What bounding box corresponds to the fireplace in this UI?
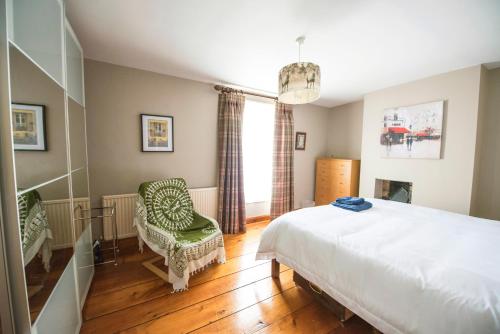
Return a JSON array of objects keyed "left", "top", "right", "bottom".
[{"left": 374, "top": 179, "right": 412, "bottom": 203}]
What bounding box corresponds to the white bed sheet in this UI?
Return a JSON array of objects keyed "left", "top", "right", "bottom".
[{"left": 256, "top": 199, "right": 500, "bottom": 334}]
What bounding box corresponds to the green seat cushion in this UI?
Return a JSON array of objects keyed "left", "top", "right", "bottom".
[{"left": 173, "top": 212, "right": 219, "bottom": 246}]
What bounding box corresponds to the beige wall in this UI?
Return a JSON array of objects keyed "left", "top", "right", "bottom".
[
  {"left": 84, "top": 59, "right": 329, "bottom": 210},
  {"left": 327, "top": 100, "right": 363, "bottom": 159},
  {"left": 294, "top": 103, "right": 329, "bottom": 208},
  {"left": 88, "top": 59, "right": 499, "bottom": 219},
  {"left": 471, "top": 67, "right": 500, "bottom": 220},
  {"left": 360, "top": 65, "right": 482, "bottom": 214},
  {"left": 85, "top": 59, "right": 218, "bottom": 206}
]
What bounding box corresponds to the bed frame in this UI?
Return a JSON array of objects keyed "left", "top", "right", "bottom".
[
  {"left": 272, "top": 259, "right": 382, "bottom": 333},
  {"left": 271, "top": 259, "right": 353, "bottom": 321}
]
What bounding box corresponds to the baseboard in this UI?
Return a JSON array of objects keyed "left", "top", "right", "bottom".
[
  {"left": 118, "top": 232, "right": 138, "bottom": 240},
  {"left": 246, "top": 215, "right": 270, "bottom": 224},
  {"left": 101, "top": 231, "right": 137, "bottom": 241}
]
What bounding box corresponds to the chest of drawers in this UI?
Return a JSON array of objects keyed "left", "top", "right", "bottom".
[{"left": 315, "top": 158, "right": 361, "bottom": 206}]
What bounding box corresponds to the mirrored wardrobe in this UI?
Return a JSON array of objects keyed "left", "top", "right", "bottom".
[{"left": 0, "top": 0, "right": 94, "bottom": 332}]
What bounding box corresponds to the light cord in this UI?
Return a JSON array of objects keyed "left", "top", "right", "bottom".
[{"left": 296, "top": 36, "right": 305, "bottom": 64}]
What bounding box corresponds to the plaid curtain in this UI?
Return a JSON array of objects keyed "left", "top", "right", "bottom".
[
  {"left": 217, "top": 93, "right": 246, "bottom": 234},
  {"left": 271, "top": 102, "right": 294, "bottom": 220}
]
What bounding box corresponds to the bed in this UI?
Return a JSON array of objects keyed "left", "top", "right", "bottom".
[
  {"left": 256, "top": 198, "right": 500, "bottom": 334},
  {"left": 17, "top": 189, "right": 52, "bottom": 271}
]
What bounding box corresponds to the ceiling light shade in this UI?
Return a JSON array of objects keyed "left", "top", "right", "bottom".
[{"left": 278, "top": 36, "right": 321, "bottom": 105}]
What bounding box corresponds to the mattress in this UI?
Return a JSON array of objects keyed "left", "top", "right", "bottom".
[{"left": 256, "top": 199, "right": 500, "bottom": 334}]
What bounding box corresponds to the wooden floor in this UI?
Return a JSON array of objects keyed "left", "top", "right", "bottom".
[{"left": 81, "top": 220, "right": 373, "bottom": 334}]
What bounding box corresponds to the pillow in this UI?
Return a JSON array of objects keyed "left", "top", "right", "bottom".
[{"left": 142, "top": 178, "right": 194, "bottom": 231}]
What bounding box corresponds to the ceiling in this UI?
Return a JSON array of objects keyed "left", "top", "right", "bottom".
[{"left": 66, "top": 0, "right": 500, "bottom": 107}]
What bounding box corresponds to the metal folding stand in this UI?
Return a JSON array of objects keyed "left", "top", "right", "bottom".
[{"left": 75, "top": 203, "right": 119, "bottom": 266}]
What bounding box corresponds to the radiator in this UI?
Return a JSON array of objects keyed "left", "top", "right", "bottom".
[
  {"left": 73, "top": 197, "right": 91, "bottom": 240},
  {"left": 101, "top": 187, "right": 218, "bottom": 240},
  {"left": 188, "top": 187, "right": 218, "bottom": 219},
  {"left": 43, "top": 197, "right": 90, "bottom": 249}
]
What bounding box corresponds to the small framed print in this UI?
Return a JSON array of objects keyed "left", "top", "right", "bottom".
[
  {"left": 295, "top": 132, "right": 306, "bottom": 150},
  {"left": 12, "top": 103, "right": 47, "bottom": 151},
  {"left": 141, "top": 114, "right": 174, "bottom": 152}
]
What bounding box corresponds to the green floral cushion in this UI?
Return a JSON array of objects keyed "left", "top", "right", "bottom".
[{"left": 138, "top": 178, "right": 194, "bottom": 231}]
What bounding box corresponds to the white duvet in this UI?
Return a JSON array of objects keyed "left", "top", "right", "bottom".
[{"left": 256, "top": 199, "right": 500, "bottom": 334}]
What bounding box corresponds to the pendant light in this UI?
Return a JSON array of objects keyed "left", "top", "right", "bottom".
[{"left": 278, "top": 36, "right": 321, "bottom": 104}]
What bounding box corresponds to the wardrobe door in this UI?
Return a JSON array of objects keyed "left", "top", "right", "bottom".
[
  {"left": 28, "top": 178, "right": 80, "bottom": 333},
  {"left": 3, "top": 1, "right": 90, "bottom": 332},
  {"left": 9, "top": 0, "right": 64, "bottom": 86},
  {"left": 9, "top": 44, "right": 78, "bottom": 328},
  {"left": 0, "top": 200, "right": 14, "bottom": 334},
  {"left": 0, "top": 18, "right": 13, "bottom": 325},
  {"left": 65, "top": 25, "right": 84, "bottom": 106},
  {"left": 69, "top": 101, "right": 93, "bottom": 306},
  {"left": 66, "top": 23, "right": 94, "bottom": 308},
  {"left": 72, "top": 167, "right": 92, "bottom": 306}
]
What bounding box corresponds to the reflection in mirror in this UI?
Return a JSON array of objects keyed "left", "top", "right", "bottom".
[
  {"left": 71, "top": 167, "right": 94, "bottom": 302},
  {"left": 68, "top": 97, "right": 86, "bottom": 170},
  {"left": 9, "top": 44, "right": 67, "bottom": 190},
  {"left": 69, "top": 96, "right": 89, "bottom": 242},
  {"left": 72, "top": 167, "right": 90, "bottom": 241},
  {"left": 72, "top": 168, "right": 89, "bottom": 200},
  {"left": 19, "top": 177, "right": 72, "bottom": 323}
]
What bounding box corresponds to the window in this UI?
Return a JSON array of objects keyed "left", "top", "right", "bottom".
[
  {"left": 242, "top": 99, "right": 275, "bottom": 203},
  {"left": 16, "top": 113, "right": 26, "bottom": 128}
]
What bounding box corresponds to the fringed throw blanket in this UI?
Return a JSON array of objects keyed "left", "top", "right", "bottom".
[
  {"left": 17, "top": 190, "right": 53, "bottom": 271},
  {"left": 134, "top": 178, "right": 225, "bottom": 291}
]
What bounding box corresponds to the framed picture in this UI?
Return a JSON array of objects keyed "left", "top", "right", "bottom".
[
  {"left": 141, "top": 114, "right": 174, "bottom": 152},
  {"left": 295, "top": 132, "right": 306, "bottom": 150},
  {"left": 12, "top": 103, "right": 47, "bottom": 151},
  {"left": 380, "top": 100, "right": 444, "bottom": 159}
]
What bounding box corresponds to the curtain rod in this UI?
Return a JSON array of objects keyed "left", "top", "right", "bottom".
[{"left": 214, "top": 85, "right": 278, "bottom": 101}]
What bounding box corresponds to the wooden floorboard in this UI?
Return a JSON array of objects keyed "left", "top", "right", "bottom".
[
  {"left": 84, "top": 256, "right": 285, "bottom": 320},
  {"left": 254, "top": 302, "right": 342, "bottom": 334},
  {"left": 81, "top": 220, "right": 373, "bottom": 334},
  {"left": 120, "top": 271, "right": 297, "bottom": 334},
  {"left": 188, "top": 286, "right": 313, "bottom": 334}
]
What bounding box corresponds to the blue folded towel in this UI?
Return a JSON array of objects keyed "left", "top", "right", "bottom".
[
  {"left": 336, "top": 196, "right": 365, "bottom": 205},
  {"left": 332, "top": 201, "right": 373, "bottom": 212}
]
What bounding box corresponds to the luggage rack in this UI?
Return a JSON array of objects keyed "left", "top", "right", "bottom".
[{"left": 74, "top": 203, "right": 119, "bottom": 266}]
